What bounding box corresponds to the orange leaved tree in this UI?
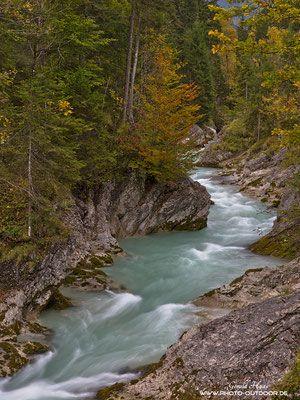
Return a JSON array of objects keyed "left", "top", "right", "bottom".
[{"left": 122, "top": 40, "right": 203, "bottom": 182}]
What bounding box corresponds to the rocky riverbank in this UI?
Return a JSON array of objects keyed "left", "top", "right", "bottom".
[
  {"left": 103, "top": 292, "right": 299, "bottom": 400},
  {"left": 193, "top": 256, "right": 300, "bottom": 310},
  {"left": 95, "top": 133, "right": 300, "bottom": 400},
  {"left": 0, "top": 173, "right": 211, "bottom": 377},
  {"left": 98, "top": 261, "right": 300, "bottom": 400},
  {"left": 198, "top": 133, "right": 300, "bottom": 259}
]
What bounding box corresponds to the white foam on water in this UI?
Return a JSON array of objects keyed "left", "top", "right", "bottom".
[
  {"left": 0, "top": 167, "right": 282, "bottom": 400},
  {"left": 99, "top": 292, "right": 142, "bottom": 319},
  {"left": 0, "top": 383, "right": 80, "bottom": 400},
  {"left": 227, "top": 216, "right": 258, "bottom": 227},
  {"left": 179, "top": 257, "right": 195, "bottom": 268},
  {"left": 132, "top": 302, "right": 199, "bottom": 346},
  {"left": 49, "top": 349, "right": 82, "bottom": 382},
  {"left": 189, "top": 243, "right": 245, "bottom": 260},
  {"left": 0, "top": 372, "right": 137, "bottom": 400},
  {"left": 190, "top": 247, "right": 210, "bottom": 260}
]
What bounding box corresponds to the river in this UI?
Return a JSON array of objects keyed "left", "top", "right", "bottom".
[{"left": 0, "top": 167, "right": 282, "bottom": 400}]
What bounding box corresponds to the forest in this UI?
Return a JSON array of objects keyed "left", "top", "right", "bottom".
[
  {"left": 0, "top": 0, "right": 299, "bottom": 253},
  {"left": 0, "top": 1, "right": 299, "bottom": 398}
]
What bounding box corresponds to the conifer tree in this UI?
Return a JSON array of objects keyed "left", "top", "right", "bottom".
[
  {"left": 182, "top": 20, "right": 214, "bottom": 122},
  {"left": 0, "top": 0, "right": 115, "bottom": 240},
  {"left": 173, "top": 0, "right": 219, "bottom": 123}
]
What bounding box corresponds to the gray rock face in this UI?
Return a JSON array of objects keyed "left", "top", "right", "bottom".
[
  {"left": 0, "top": 241, "right": 76, "bottom": 326},
  {"left": 184, "top": 125, "right": 217, "bottom": 148},
  {"left": 0, "top": 173, "right": 211, "bottom": 325},
  {"left": 193, "top": 257, "right": 300, "bottom": 309},
  {"left": 0, "top": 173, "right": 210, "bottom": 377},
  {"left": 111, "top": 292, "right": 300, "bottom": 400},
  {"left": 202, "top": 146, "right": 299, "bottom": 209},
  {"left": 197, "top": 130, "right": 234, "bottom": 167},
  {"left": 68, "top": 173, "right": 211, "bottom": 258}
]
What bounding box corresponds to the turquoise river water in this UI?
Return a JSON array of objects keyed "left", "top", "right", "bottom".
[{"left": 0, "top": 167, "right": 282, "bottom": 400}]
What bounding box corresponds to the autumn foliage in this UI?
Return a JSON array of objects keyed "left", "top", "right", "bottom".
[
  {"left": 208, "top": 0, "right": 300, "bottom": 145},
  {"left": 122, "top": 42, "right": 203, "bottom": 182}
]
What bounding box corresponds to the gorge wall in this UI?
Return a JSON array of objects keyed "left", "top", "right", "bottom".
[
  {"left": 95, "top": 130, "right": 300, "bottom": 400},
  {"left": 0, "top": 173, "right": 211, "bottom": 376}
]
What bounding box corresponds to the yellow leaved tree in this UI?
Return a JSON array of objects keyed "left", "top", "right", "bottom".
[
  {"left": 122, "top": 38, "right": 203, "bottom": 182},
  {"left": 208, "top": 0, "right": 300, "bottom": 146}
]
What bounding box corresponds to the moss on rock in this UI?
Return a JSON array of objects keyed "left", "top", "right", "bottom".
[
  {"left": 202, "top": 288, "right": 217, "bottom": 297},
  {"left": 0, "top": 321, "right": 22, "bottom": 337},
  {"left": 64, "top": 253, "right": 115, "bottom": 288},
  {"left": 175, "top": 357, "right": 185, "bottom": 367},
  {"left": 0, "top": 341, "right": 29, "bottom": 375},
  {"left": 96, "top": 382, "right": 125, "bottom": 399},
  {"left": 246, "top": 177, "right": 263, "bottom": 187},
  {"left": 90, "top": 254, "right": 114, "bottom": 267},
  {"left": 46, "top": 290, "right": 73, "bottom": 310},
  {"left": 64, "top": 257, "right": 111, "bottom": 289},
  {"left": 23, "top": 341, "right": 49, "bottom": 355},
  {"left": 139, "top": 360, "right": 164, "bottom": 379},
  {"left": 0, "top": 318, "right": 51, "bottom": 378},
  {"left": 162, "top": 217, "right": 207, "bottom": 232},
  {"left": 272, "top": 350, "right": 300, "bottom": 399},
  {"left": 249, "top": 234, "right": 298, "bottom": 258},
  {"left": 177, "top": 217, "right": 207, "bottom": 231},
  {"left": 64, "top": 275, "right": 77, "bottom": 285},
  {"left": 229, "top": 268, "right": 264, "bottom": 285},
  {"left": 70, "top": 267, "right": 107, "bottom": 278},
  {"left": 77, "top": 254, "right": 113, "bottom": 270}
]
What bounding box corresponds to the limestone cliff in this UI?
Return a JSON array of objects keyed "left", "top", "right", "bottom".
[{"left": 0, "top": 173, "right": 211, "bottom": 376}]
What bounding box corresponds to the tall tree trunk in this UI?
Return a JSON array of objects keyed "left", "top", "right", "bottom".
[
  {"left": 28, "top": 132, "right": 32, "bottom": 238},
  {"left": 122, "top": 2, "right": 136, "bottom": 124},
  {"left": 139, "top": 26, "right": 148, "bottom": 110},
  {"left": 245, "top": 82, "right": 248, "bottom": 112},
  {"left": 257, "top": 107, "right": 261, "bottom": 141},
  {"left": 257, "top": 63, "right": 263, "bottom": 142},
  {"left": 27, "top": 66, "right": 36, "bottom": 238},
  {"left": 102, "top": 77, "right": 111, "bottom": 112},
  {"left": 128, "top": 6, "right": 142, "bottom": 125}
]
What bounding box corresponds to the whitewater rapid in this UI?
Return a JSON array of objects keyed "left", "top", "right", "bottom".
[{"left": 0, "top": 167, "right": 282, "bottom": 400}]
